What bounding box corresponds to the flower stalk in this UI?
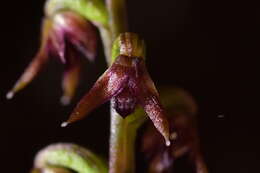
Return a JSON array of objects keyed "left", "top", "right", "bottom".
[
  {"left": 106, "top": 0, "right": 128, "bottom": 40},
  {"left": 109, "top": 107, "right": 147, "bottom": 173}
]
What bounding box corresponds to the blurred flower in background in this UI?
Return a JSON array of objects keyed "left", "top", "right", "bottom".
[
  {"left": 142, "top": 87, "right": 208, "bottom": 173},
  {"left": 7, "top": 11, "right": 97, "bottom": 105}
]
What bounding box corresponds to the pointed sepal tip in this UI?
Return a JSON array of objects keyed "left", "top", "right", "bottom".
[
  {"left": 61, "top": 122, "right": 69, "bottom": 127},
  {"left": 6, "top": 91, "right": 14, "bottom": 100},
  {"left": 165, "top": 140, "right": 171, "bottom": 147}
]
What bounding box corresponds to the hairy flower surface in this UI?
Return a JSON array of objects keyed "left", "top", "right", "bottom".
[
  {"left": 62, "top": 33, "right": 170, "bottom": 145},
  {"left": 7, "top": 11, "right": 97, "bottom": 104}
]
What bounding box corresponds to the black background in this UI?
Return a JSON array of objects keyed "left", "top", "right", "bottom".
[{"left": 1, "top": 0, "right": 258, "bottom": 172}]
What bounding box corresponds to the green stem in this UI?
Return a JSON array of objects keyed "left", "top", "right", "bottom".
[
  {"left": 106, "top": 0, "right": 128, "bottom": 39},
  {"left": 109, "top": 106, "right": 147, "bottom": 173},
  {"left": 99, "top": 27, "right": 113, "bottom": 64},
  {"left": 109, "top": 111, "right": 135, "bottom": 173}
]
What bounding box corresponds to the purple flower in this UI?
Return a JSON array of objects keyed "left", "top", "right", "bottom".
[
  {"left": 7, "top": 11, "right": 97, "bottom": 105},
  {"left": 62, "top": 52, "right": 170, "bottom": 145}
]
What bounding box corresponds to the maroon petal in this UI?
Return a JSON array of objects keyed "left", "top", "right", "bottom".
[
  {"left": 138, "top": 60, "right": 159, "bottom": 97},
  {"left": 6, "top": 51, "right": 48, "bottom": 99},
  {"left": 52, "top": 12, "right": 97, "bottom": 62},
  {"left": 60, "top": 49, "right": 81, "bottom": 105},
  {"left": 136, "top": 64, "right": 170, "bottom": 146},
  {"left": 50, "top": 29, "right": 66, "bottom": 64},
  {"left": 6, "top": 18, "right": 53, "bottom": 99},
  {"left": 139, "top": 94, "right": 170, "bottom": 146},
  {"left": 62, "top": 64, "right": 130, "bottom": 126},
  {"left": 67, "top": 21, "right": 97, "bottom": 62}
]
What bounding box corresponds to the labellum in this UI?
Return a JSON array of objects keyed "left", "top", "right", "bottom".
[{"left": 112, "top": 86, "right": 138, "bottom": 118}]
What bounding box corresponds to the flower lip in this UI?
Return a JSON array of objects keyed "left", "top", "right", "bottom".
[{"left": 112, "top": 87, "right": 138, "bottom": 118}]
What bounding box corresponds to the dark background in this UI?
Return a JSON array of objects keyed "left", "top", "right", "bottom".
[{"left": 1, "top": 0, "right": 258, "bottom": 172}]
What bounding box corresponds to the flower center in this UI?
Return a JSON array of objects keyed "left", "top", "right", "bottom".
[{"left": 113, "top": 86, "right": 137, "bottom": 118}]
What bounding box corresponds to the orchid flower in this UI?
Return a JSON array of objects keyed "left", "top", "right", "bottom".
[
  {"left": 7, "top": 11, "right": 97, "bottom": 105},
  {"left": 62, "top": 33, "right": 171, "bottom": 146}
]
